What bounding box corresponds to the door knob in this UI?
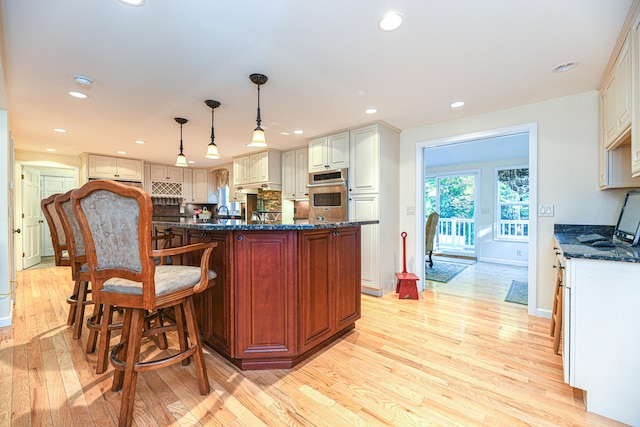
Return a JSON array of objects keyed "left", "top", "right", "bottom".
[{"left": 13, "top": 228, "right": 21, "bottom": 234}]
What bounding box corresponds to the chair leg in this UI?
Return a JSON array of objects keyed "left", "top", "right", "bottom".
[
  {"left": 174, "top": 304, "right": 189, "bottom": 366},
  {"left": 72, "top": 280, "right": 89, "bottom": 339},
  {"left": 155, "top": 309, "right": 168, "bottom": 350},
  {"left": 112, "top": 308, "right": 133, "bottom": 392},
  {"left": 96, "top": 304, "right": 115, "bottom": 374},
  {"left": 67, "top": 279, "right": 82, "bottom": 326},
  {"left": 182, "top": 297, "right": 210, "bottom": 395},
  {"left": 117, "top": 308, "right": 145, "bottom": 427},
  {"left": 86, "top": 303, "right": 103, "bottom": 354}
]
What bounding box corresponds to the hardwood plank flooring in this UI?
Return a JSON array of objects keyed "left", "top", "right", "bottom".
[{"left": 0, "top": 264, "right": 627, "bottom": 426}]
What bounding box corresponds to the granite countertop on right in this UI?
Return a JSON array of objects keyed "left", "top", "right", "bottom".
[{"left": 554, "top": 224, "right": 640, "bottom": 263}]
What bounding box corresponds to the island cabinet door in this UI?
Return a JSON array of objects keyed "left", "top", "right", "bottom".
[
  {"left": 234, "top": 231, "right": 296, "bottom": 359},
  {"left": 185, "top": 230, "right": 233, "bottom": 357},
  {"left": 298, "top": 227, "right": 361, "bottom": 353},
  {"left": 298, "top": 230, "right": 334, "bottom": 352},
  {"left": 333, "top": 227, "right": 361, "bottom": 330}
]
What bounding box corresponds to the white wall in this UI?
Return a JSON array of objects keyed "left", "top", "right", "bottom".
[
  {"left": 0, "top": 110, "right": 10, "bottom": 327},
  {"left": 399, "top": 91, "right": 630, "bottom": 314}
]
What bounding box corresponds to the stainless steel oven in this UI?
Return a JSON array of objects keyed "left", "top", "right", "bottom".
[{"left": 307, "top": 168, "right": 348, "bottom": 223}]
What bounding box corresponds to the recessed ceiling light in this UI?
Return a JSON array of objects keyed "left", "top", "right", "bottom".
[
  {"left": 365, "top": 107, "right": 378, "bottom": 114},
  {"left": 293, "top": 130, "right": 304, "bottom": 135},
  {"left": 53, "top": 128, "right": 67, "bottom": 133},
  {"left": 46, "top": 148, "right": 56, "bottom": 152},
  {"left": 378, "top": 11, "right": 404, "bottom": 31},
  {"left": 280, "top": 132, "right": 290, "bottom": 136},
  {"left": 553, "top": 62, "right": 578, "bottom": 73},
  {"left": 69, "top": 91, "right": 88, "bottom": 99},
  {"left": 118, "top": 0, "right": 144, "bottom": 6},
  {"left": 134, "top": 140, "right": 145, "bottom": 144},
  {"left": 188, "top": 160, "right": 195, "bottom": 164},
  {"left": 450, "top": 101, "right": 465, "bottom": 108},
  {"left": 117, "top": 151, "right": 126, "bottom": 154}
]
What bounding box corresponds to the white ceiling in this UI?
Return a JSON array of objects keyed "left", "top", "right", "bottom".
[
  {"left": 425, "top": 133, "right": 529, "bottom": 168},
  {"left": 0, "top": 0, "right": 633, "bottom": 168}
]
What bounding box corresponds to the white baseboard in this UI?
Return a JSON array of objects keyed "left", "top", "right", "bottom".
[
  {"left": 478, "top": 256, "right": 528, "bottom": 267},
  {"left": 0, "top": 308, "right": 12, "bottom": 327},
  {"left": 536, "top": 308, "right": 552, "bottom": 319}
]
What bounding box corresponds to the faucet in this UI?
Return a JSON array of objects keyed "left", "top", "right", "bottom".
[{"left": 217, "top": 206, "right": 228, "bottom": 217}]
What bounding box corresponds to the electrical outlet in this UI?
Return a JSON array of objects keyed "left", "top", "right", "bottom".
[{"left": 406, "top": 206, "right": 415, "bottom": 215}]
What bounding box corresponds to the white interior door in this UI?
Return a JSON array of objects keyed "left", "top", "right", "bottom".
[
  {"left": 41, "top": 175, "right": 74, "bottom": 256},
  {"left": 22, "top": 166, "right": 42, "bottom": 269}
]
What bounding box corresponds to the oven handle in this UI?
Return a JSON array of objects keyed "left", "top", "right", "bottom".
[{"left": 307, "top": 181, "right": 347, "bottom": 188}]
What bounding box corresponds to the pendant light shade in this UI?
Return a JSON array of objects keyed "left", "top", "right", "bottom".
[
  {"left": 174, "top": 117, "right": 188, "bottom": 167},
  {"left": 205, "top": 99, "right": 221, "bottom": 159},
  {"left": 247, "top": 73, "right": 268, "bottom": 148}
]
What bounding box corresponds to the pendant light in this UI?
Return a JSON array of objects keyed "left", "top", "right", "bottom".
[
  {"left": 247, "top": 73, "right": 268, "bottom": 148},
  {"left": 204, "top": 99, "right": 221, "bottom": 159},
  {"left": 174, "top": 117, "right": 188, "bottom": 167}
]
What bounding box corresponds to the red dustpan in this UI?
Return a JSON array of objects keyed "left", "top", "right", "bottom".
[{"left": 395, "top": 232, "right": 419, "bottom": 299}]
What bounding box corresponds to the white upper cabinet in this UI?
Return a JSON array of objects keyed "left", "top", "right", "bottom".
[
  {"left": 282, "top": 147, "right": 309, "bottom": 200},
  {"left": 604, "top": 33, "right": 631, "bottom": 150},
  {"left": 632, "top": 14, "right": 640, "bottom": 177},
  {"left": 232, "top": 149, "right": 281, "bottom": 189},
  {"left": 149, "top": 164, "right": 184, "bottom": 183},
  {"left": 85, "top": 154, "right": 143, "bottom": 182},
  {"left": 349, "top": 124, "right": 380, "bottom": 194},
  {"left": 192, "top": 169, "right": 209, "bottom": 203},
  {"left": 308, "top": 131, "right": 349, "bottom": 172},
  {"left": 183, "top": 168, "right": 209, "bottom": 203}
]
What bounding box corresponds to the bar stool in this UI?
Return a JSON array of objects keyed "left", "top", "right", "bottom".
[
  {"left": 41, "top": 194, "right": 71, "bottom": 267},
  {"left": 550, "top": 262, "right": 564, "bottom": 354},
  {"left": 71, "top": 180, "right": 217, "bottom": 427},
  {"left": 54, "top": 191, "right": 94, "bottom": 340}
]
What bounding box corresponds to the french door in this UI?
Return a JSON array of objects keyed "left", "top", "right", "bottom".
[{"left": 425, "top": 172, "right": 478, "bottom": 256}]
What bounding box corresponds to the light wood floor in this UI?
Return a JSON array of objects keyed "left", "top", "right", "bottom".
[{"left": 0, "top": 264, "right": 627, "bottom": 426}]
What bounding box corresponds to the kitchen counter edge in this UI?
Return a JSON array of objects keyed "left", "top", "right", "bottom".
[
  {"left": 152, "top": 219, "right": 379, "bottom": 231},
  {"left": 554, "top": 224, "right": 640, "bottom": 263}
]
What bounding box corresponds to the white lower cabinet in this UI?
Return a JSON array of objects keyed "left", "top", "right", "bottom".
[
  {"left": 349, "top": 194, "right": 379, "bottom": 294},
  {"left": 561, "top": 254, "right": 640, "bottom": 426}
]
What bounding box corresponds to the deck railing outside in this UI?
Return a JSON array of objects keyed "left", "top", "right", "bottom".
[{"left": 436, "top": 217, "right": 528, "bottom": 251}]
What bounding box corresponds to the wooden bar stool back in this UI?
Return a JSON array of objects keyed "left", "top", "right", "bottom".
[
  {"left": 41, "top": 193, "right": 71, "bottom": 267},
  {"left": 54, "top": 191, "right": 95, "bottom": 340},
  {"left": 71, "top": 180, "right": 217, "bottom": 427}
]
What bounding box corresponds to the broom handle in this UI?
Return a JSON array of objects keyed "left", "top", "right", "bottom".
[{"left": 401, "top": 232, "right": 408, "bottom": 273}]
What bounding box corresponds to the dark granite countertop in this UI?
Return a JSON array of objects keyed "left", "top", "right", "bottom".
[
  {"left": 152, "top": 218, "right": 378, "bottom": 231},
  {"left": 554, "top": 224, "right": 640, "bottom": 263}
]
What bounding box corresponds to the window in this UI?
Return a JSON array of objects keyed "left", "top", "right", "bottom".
[{"left": 496, "top": 166, "right": 529, "bottom": 240}]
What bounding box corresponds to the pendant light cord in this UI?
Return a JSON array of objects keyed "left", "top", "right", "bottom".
[{"left": 255, "top": 84, "right": 262, "bottom": 127}]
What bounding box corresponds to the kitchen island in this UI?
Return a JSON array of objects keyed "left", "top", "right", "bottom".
[{"left": 152, "top": 218, "right": 376, "bottom": 370}]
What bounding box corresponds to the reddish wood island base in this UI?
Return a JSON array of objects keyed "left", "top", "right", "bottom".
[{"left": 155, "top": 223, "right": 362, "bottom": 370}]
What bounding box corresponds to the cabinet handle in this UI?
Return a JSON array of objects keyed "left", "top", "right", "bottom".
[
  {"left": 237, "top": 235, "right": 243, "bottom": 241},
  {"left": 333, "top": 230, "right": 340, "bottom": 236}
]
